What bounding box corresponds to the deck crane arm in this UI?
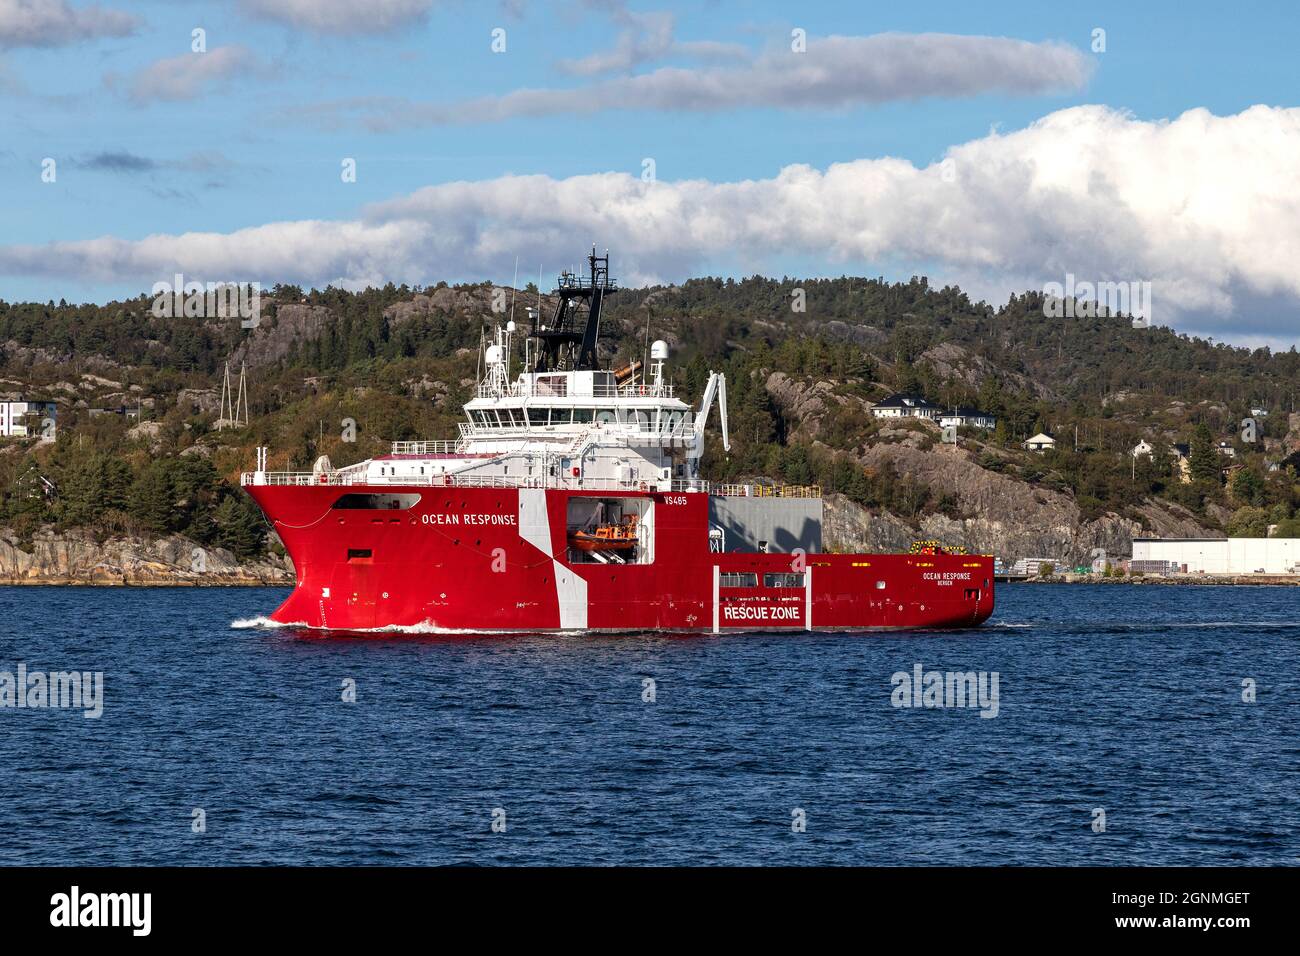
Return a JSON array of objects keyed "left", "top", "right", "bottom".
[{"left": 691, "top": 371, "right": 731, "bottom": 466}]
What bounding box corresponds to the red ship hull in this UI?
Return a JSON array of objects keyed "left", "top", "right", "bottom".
[{"left": 245, "top": 484, "right": 994, "bottom": 633}]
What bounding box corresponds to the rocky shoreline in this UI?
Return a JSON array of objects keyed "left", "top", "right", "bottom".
[
  {"left": 0, "top": 528, "right": 293, "bottom": 586},
  {"left": 1016, "top": 574, "right": 1300, "bottom": 586}
]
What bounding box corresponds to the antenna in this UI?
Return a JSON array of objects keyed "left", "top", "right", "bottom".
[
  {"left": 476, "top": 324, "right": 485, "bottom": 383},
  {"left": 642, "top": 302, "right": 653, "bottom": 387},
  {"left": 508, "top": 255, "right": 519, "bottom": 326}
]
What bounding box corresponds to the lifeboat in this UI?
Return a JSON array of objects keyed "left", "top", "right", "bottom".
[{"left": 569, "top": 514, "right": 639, "bottom": 552}]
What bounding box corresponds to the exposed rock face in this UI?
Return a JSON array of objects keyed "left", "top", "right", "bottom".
[
  {"left": 177, "top": 387, "right": 221, "bottom": 415},
  {"left": 919, "top": 342, "right": 1054, "bottom": 400},
  {"left": 0, "top": 528, "right": 293, "bottom": 585},
  {"left": 384, "top": 286, "right": 561, "bottom": 325},
  {"left": 126, "top": 420, "right": 166, "bottom": 451},
  {"left": 230, "top": 303, "right": 333, "bottom": 369},
  {"left": 764, "top": 372, "right": 871, "bottom": 442}
]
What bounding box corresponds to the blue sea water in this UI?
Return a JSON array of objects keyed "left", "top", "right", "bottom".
[{"left": 0, "top": 583, "right": 1296, "bottom": 866}]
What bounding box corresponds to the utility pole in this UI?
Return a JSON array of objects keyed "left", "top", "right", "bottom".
[{"left": 219, "top": 362, "right": 232, "bottom": 428}]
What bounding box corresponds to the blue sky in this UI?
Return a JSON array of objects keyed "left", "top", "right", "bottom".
[{"left": 1, "top": 0, "right": 1298, "bottom": 346}]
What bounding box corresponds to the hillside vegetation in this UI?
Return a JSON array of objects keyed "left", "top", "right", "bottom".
[{"left": 2, "top": 273, "right": 1298, "bottom": 564}]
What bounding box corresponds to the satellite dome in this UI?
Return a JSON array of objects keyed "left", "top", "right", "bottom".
[{"left": 650, "top": 339, "right": 669, "bottom": 360}]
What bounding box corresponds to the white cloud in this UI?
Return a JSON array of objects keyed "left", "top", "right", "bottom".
[
  {"left": 557, "top": 2, "right": 749, "bottom": 76},
  {"left": 306, "top": 32, "right": 1092, "bottom": 130},
  {"left": 239, "top": 0, "right": 435, "bottom": 35},
  {"left": 107, "top": 46, "right": 262, "bottom": 103},
  {"left": 0, "top": 0, "right": 136, "bottom": 48},
  {"left": 2, "top": 105, "right": 1298, "bottom": 344}
]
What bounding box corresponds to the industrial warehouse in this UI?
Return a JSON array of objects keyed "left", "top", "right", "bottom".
[{"left": 1132, "top": 538, "right": 1300, "bottom": 576}]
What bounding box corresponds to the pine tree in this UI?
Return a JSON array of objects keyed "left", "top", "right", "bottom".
[
  {"left": 1189, "top": 424, "right": 1221, "bottom": 484},
  {"left": 213, "top": 494, "right": 265, "bottom": 559}
]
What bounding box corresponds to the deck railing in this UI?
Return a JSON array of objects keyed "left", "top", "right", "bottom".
[
  {"left": 242, "top": 471, "right": 716, "bottom": 493},
  {"left": 475, "top": 382, "right": 675, "bottom": 400},
  {"left": 713, "top": 483, "right": 822, "bottom": 499},
  {"left": 241, "top": 470, "right": 820, "bottom": 499},
  {"left": 389, "top": 440, "right": 464, "bottom": 455}
]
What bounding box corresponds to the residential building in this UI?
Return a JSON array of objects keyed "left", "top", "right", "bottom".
[
  {"left": 1023, "top": 432, "right": 1056, "bottom": 452},
  {"left": 871, "top": 393, "right": 942, "bottom": 421},
  {"left": 939, "top": 406, "right": 997, "bottom": 430}
]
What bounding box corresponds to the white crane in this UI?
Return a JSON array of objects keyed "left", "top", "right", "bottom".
[{"left": 689, "top": 371, "right": 730, "bottom": 475}]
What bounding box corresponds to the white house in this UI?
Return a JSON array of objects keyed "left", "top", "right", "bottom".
[
  {"left": 939, "top": 407, "right": 997, "bottom": 430},
  {"left": 1131, "top": 439, "right": 1154, "bottom": 458},
  {"left": 1023, "top": 432, "right": 1056, "bottom": 453},
  {"left": 871, "top": 393, "right": 942, "bottom": 421}
]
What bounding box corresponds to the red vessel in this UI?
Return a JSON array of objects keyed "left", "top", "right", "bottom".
[{"left": 242, "top": 250, "right": 994, "bottom": 633}]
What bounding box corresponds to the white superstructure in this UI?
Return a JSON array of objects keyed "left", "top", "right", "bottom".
[{"left": 248, "top": 328, "right": 730, "bottom": 492}]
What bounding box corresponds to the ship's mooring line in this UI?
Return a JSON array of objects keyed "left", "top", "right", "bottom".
[{"left": 273, "top": 507, "right": 335, "bottom": 531}]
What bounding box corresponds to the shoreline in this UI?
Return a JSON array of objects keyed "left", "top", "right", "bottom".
[{"left": 1013, "top": 574, "right": 1300, "bottom": 586}]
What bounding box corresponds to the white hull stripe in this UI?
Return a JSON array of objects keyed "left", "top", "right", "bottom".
[
  {"left": 518, "top": 488, "right": 588, "bottom": 630},
  {"left": 805, "top": 566, "right": 813, "bottom": 631},
  {"left": 712, "top": 565, "right": 720, "bottom": 634}
]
